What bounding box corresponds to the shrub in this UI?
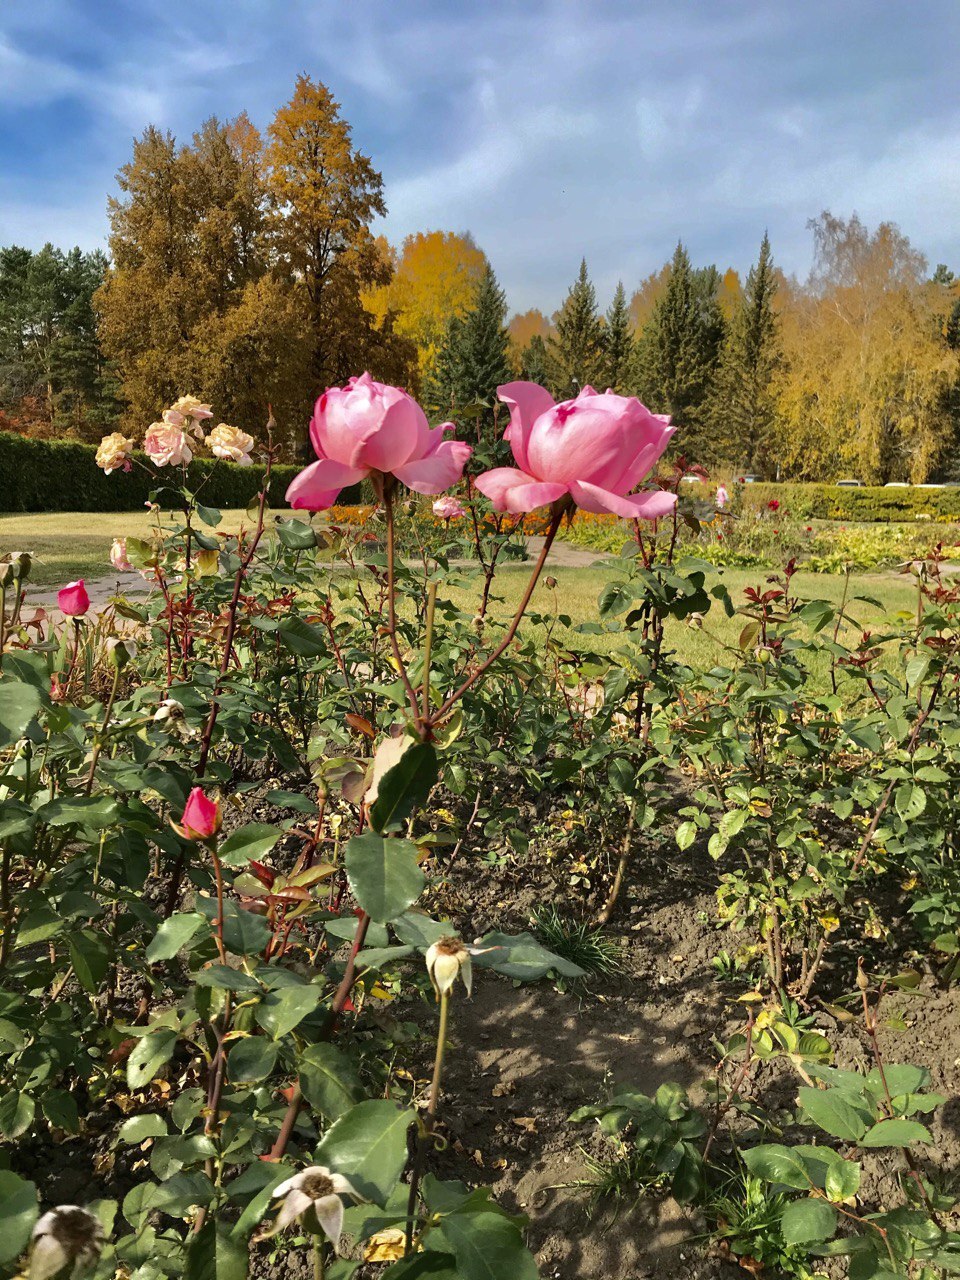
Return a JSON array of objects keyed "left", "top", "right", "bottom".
[
  {"left": 738, "top": 481, "right": 960, "bottom": 522},
  {"left": 0, "top": 431, "right": 365, "bottom": 512}
]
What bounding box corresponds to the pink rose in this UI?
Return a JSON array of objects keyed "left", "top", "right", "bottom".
[
  {"left": 432, "top": 496, "right": 466, "bottom": 521},
  {"left": 475, "top": 382, "right": 676, "bottom": 519},
  {"left": 286, "top": 372, "right": 472, "bottom": 510},
  {"left": 175, "top": 787, "right": 221, "bottom": 841},
  {"left": 58, "top": 579, "right": 90, "bottom": 616},
  {"left": 144, "top": 421, "right": 193, "bottom": 467},
  {"left": 109, "top": 538, "right": 134, "bottom": 572},
  {"left": 716, "top": 484, "right": 729, "bottom": 509}
]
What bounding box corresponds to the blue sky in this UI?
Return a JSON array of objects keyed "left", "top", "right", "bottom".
[{"left": 1, "top": 1, "right": 957, "bottom": 313}]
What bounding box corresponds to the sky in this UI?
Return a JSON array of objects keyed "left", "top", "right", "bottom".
[{"left": 1, "top": 0, "right": 958, "bottom": 314}]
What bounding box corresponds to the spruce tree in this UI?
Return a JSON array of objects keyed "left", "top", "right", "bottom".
[
  {"left": 603, "top": 281, "right": 634, "bottom": 391},
  {"left": 632, "top": 242, "right": 725, "bottom": 459},
  {"left": 426, "top": 264, "right": 511, "bottom": 445},
  {"left": 520, "top": 333, "right": 550, "bottom": 387},
  {"left": 548, "top": 259, "right": 605, "bottom": 398},
  {"left": 714, "top": 233, "right": 782, "bottom": 474}
]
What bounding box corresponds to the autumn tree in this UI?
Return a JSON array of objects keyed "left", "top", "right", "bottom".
[
  {"left": 632, "top": 243, "right": 725, "bottom": 458},
  {"left": 266, "top": 76, "right": 413, "bottom": 430},
  {"left": 776, "top": 212, "right": 959, "bottom": 482},
  {"left": 362, "top": 230, "right": 486, "bottom": 385},
  {"left": 713, "top": 234, "right": 782, "bottom": 475},
  {"left": 629, "top": 263, "right": 670, "bottom": 331},
  {"left": 520, "top": 333, "right": 550, "bottom": 387},
  {"left": 507, "top": 309, "right": 551, "bottom": 370},
  {"left": 548, "top": 259, "right": 605, "bottom": 397},
  {"left": 603, "top": 282, "right": 634, "bottom": 391}
]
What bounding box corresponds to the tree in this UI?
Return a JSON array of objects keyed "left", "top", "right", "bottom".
[
  {"left": 520, "top": 333, "right": 550, "bottom": 387},
  {"left": 776, "top": 212, "right": 959, "bottom": 482},
  {"left": 0, "top": 243, "right": 116, "bottom": 437},
  {"left": 603, "top": 282, "right": 634, "bottom": 392},
  {"left": 427, "top": 264, "right": 512, "bottom": 443},
  {"left": 629, "top": 264, "right": 670, "bottom": 331},
  {"left": 507, "top": 309, "right": 551, "bottom": 371},
  {"left": 362, "top": 231, "right": 487, "bottom": 385},
  {"left": 548, "top": 259, "right": 605, "bottom": 397},
  {"left": 632, "top": 243, "right": 725, "bottom": 459},
  {"left": 266, "top": 76, "right": 412, "bottom": 424},
  {"left": 713, "top": 233, "right": 782, "bottom": 475}
]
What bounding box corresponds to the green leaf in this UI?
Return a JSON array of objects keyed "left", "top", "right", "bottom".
[
  {"left": 315, "top": 1099, "right": 414, "bottom": 1204},
  {"left": 797, "top": 1086, "right": 872, "bottom": 1142},
  {"left": 185, "top": 1218, "right": 249, "bottom": 1280},
  {"left": 41, "top": 1089, "right": 80, "bottom": 1134},
  {"left": 146, "top": 912, "right": 207, "bottom": 962},
  {"left": 0, "top": 1090, "right": 34, "bottom": 1138},
  {"left": 119, "top": 1113, "right": 169, "bottom": 1144},
  {"left": 894, "top": 783, "right": 925, "bottom": 822},
  {"left": 0, "top": 1170, "right": 38, "bottom": 1263},
  {"left": 195, "top": 502, "right": 222, "bottom": 528},
  {"left": 276, "top": 518, "right": 318, "bottom": 550},
  {"left": 227, "top": 1037, "right": 280, "bottom": 1083},
  {"left": 278, "top": 615, "right": 327, "bottom": 657},
  {"left": 195, "top": 897, "right": 272, "bottom": 956},
  {"left": 255, "top": 984, "right": 322, "bottom": 1039},
  {"left": 779, "top": 1197, "right": 837, "bottom": 1245},
  {"left": 369, "top": 742, "right": 438, "bottom": 834},
  {"left": 127, "top": 1028, "right": 177, "bottom": 1090},
  {"left": 675, "top": 821, "right": 697, "bottom": 851},
  {"left": 299, "top": 1043, "right": 364, "bottom": 1121},
  {"left": 859, "top": 1118, "right": 932, "bottom": 1147},
  {"left": 439, "top": 1210, "right": 539, "bottom": 1280},
  {"left": 472, "top": 931, "right": 587, "bottom": 981},
  {"left": 0, "top": 681, "right": 41, "bottom": 747},
  {"left": 742, "top": 1144, "right": 812, "bottom": 1190},
  {"left": 219, "top": 823, "right": 284, "bottom": 868},
  {"left": 68, "top": 929, "right": 111, "bottom": 993},
  {"left": 345, "top": 834, "right": 425, "bottom": 923},
  {"left": 905, "top": 654, "right": 931, "bottom": 688},
  {"left": 824, "top": 1157, "right": 861, "bottom": 1202},
  {"left": 40, "top": 795, "right": 121, "bottom": 829}
]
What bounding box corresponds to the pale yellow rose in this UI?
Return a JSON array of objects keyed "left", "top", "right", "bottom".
[
  {"left": 208, "top": 422, "right": 254, "bottom": 466},
  {"left": 144, "top": 421, "right": 192, "bottom": 467},
  {"left": 95, "top": 432, "right": 134, "bottom": 475}
]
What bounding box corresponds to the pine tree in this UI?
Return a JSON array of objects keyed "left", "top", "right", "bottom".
[
  {"left": 632, "top": 242, "right": 725, "bottom": 459},
  {"left": 714, "top": 233, "right": 782, "bottom": 475},
  {"left": 603, "top": 281, "right": 633, "bottom": 391},
  {"left": 426, "top": 264, "right": 511, "bottom": 444},
  {"left": 548, "top": 259, "right": 605, "bottom": 397},
  {"left": 520, "top": 333, "right": 550, "bottom": 387}
]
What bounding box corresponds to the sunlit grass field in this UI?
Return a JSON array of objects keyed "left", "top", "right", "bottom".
[{"left": 1, "top": 510, "right": 921, "bottom": 681}]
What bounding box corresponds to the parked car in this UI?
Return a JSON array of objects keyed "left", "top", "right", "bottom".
[
  {"left": 836, "top": 479, "right": 864, "bottom": 487},
  {"left": 884, "top": 482, "right": 910, "bottom": 487}
]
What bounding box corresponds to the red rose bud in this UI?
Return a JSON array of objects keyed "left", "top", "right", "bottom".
[
  {"left": 58, "top": 579, "right": 90, "bottom": 616},
  {"left": 175, "top": 787, "right": 222, "bottom": 841}
]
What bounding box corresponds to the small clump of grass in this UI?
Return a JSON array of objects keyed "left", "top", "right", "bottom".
[{"left": 532, "top": 904, "right": 624, "bottom": 977}]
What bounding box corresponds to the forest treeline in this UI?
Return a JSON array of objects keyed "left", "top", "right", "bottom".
[{"left": 1, "top": 74, "right": 959, "bottom": 482}]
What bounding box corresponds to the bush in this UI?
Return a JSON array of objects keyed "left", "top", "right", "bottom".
[{"left": 738, "top": 481, "right": 960, "bottom": 523}]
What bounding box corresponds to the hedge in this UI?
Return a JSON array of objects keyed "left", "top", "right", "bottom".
[
  {"left": 737, "top": 482, "right": 960, "bottom": 523},
  {"left": 0, "top": 432, "right": 364, "bottom": 512}
]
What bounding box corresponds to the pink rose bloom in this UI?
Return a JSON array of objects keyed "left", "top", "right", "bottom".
[
  {"left": 286, "top": 373, "right": 472, "bottom": 510},
  {"left": 475, "top": 382, "right": 676, "bottom": 519},
  {"left": 433, "top": 496, "right": 466, "bottom": 521},
  {"left": 58, "top": 579, "right": 90, "bottom": 616},
  {"left": 716, "top": 484, "right": 729, "bottom": 509},
  {"left": 175, "top": 786, "right": 221, "bottom": 841},
  {"left": 109, "top": 538, "right": 134, "bottom": 572},
  {"left": 144, "top": 421, "right": 193, "bottom": 467}
]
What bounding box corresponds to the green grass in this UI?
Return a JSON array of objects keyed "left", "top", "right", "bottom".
[{"left": 1, "top": 510, "right": 921, "bottom": 679}]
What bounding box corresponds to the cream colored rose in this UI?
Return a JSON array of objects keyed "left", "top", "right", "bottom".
[
  {"left": 208, "top": 422, "right": 254, "bottom": 465},
  {"left": 95, "top": 432, "right": 134, "bottom": 474},
  {"left": 144, "top": 421, "right": 193, "bottom": 467}
]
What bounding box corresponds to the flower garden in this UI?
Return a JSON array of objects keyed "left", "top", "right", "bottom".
[{"left": 3, "top": 377, "right": 960, "bottom": 1280}]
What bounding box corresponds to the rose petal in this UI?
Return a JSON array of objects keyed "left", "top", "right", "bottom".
[
  {"left": 497, "top": 382, "right": 555, "bottom": 472},
  {"left": 569, "top": 480, "right": 677, "bottom": 521},
  {"left": 286, "top": 459, "right": 366, "bottom": 511},
  {"left": 475, "top": 467, "right": 569, "bottom": 514},
  {"left": 393, "top": 439, "right": 472, "bottom": 495}
]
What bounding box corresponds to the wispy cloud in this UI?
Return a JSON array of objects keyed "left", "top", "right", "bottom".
[{"left": 1, "top": 0, "right": 958, "bottom": 312}]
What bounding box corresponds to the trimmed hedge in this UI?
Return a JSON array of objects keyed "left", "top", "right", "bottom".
[
  {"left": 0, "top": 431, "right": 360, "bottom": 512},
  {"left": 738, "top": 482, "right": 960, "bottom": 523}
]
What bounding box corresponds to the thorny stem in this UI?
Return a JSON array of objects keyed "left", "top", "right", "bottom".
[
  {"left": 383, "top": 488, "right": 422, "bottom": 722},
  {"left": 426, "top": 506, "right": 565, "bottom": 728},
  {"left": 421, "top": 582, "right": 437, "bottom": 718},
  {"left": 405, "top": 989, "right": 451, "bottom": 1253},
  {"left": 163, "top": 446, "right": 274, "bottom": 917},
  {"left": 83, "top": 663, "right": 121, "bottom": 796}
]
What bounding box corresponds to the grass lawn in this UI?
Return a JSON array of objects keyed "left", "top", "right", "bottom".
[{"left": 2, "top": 510, "right": 920, "bottom": 678}]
